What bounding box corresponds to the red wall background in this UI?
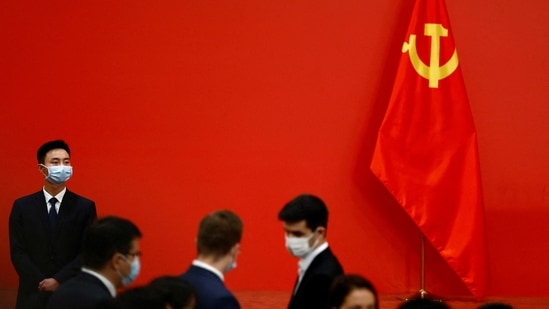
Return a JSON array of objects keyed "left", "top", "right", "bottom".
[{"left": 1, "top": 0, "right": 548, "bottom": 299}]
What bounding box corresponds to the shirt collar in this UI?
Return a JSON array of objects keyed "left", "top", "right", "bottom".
[
  {"left": 43, "top": 187, "right": 67, "bottom": 204},
  {"left": 81, "top": 268, "right": 117, "bottom": 297},
  {"left": 192, "top": 259, "right": 224, "bottom": 281},
  {"left": 298, "top": 242, "right": 329, "bottom": 275}
]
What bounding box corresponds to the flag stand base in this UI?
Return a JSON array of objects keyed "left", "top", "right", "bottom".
[
  {"left": 402, "top": 289, "right": 445, "bottom": 302},
  {"left": 399, "top": 235, "right": 445, "bottom": 303}
]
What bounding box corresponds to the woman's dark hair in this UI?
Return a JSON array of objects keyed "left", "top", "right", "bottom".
[
  {"left": 477, "top": 303, "right": 513, "bottom": 309},
  {"left": 328, "top": 274, "right": 378, "bottom": 309},
  {"left": 149, "top": 276, "right": 196, "bottom": 309},
  {"left": 397, "top": 298, "right": 450, "bottom": 309}
]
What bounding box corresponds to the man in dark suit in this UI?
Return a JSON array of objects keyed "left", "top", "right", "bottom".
[
  {"left": 9, "top": 140, "right": 97, "bottom": 309},
  {"left": 278, "top": 194, "right": 344, "bottom": 309},
  {"left": 181, "top": 210, "right": 243, "bottom": 309},
  {"left": 46, "top": 216, "right": 143, "bottom": 309}
]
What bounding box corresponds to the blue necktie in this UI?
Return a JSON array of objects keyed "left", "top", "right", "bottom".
[{"left": 49, "top": 197, "right": 58, "bottom": 230}]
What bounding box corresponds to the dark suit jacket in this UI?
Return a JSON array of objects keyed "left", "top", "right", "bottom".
[
  {"left": 9, "top": 190, "right": 97, "bottom": 309},
  {"left": 45, "top": 271, "right": 115, "bottom": 309},
  {"left": 288, "top": 247, "right": 344, "bottom": 309},
  {"left": 181, "top": 265, "right": 240, "bottom": 309}
]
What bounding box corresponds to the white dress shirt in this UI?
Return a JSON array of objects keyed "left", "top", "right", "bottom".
[
  {"left": 43, "top": 187, "right": 67, "bottom": 214},
  {"left": 294, "top": 242, "right": 329, "bottom": 293}
]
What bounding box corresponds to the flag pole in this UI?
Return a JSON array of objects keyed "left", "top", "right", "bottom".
[
  {"left": 403, "top": 233, "right": 443, "bottom": 302},
  {"left": 419, "top": 234, "right": 427, "bottom": 298}
]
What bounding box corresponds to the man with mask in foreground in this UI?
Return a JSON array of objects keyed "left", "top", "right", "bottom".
[
  {"left": 46, "top": 216, "right": 142, "bottom": 309},
  {"left": 278, "top": 194, "right": 344, "bottom": 309},
  {"left": 9, "top": 139, "right": 97, "bottom": 309},
  {"left": 181, "top": 210, "right": 243, "bottom": 309}
]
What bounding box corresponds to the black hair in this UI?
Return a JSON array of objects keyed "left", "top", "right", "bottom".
[
  {"left": 278, "top": 194, "right": 328, "bottom": 231},
  {"left": 37, "top": 140, "right": 70, "bottom": 164},
  {"left": 329, "top": 274, "right": 378, "bottom": 309},
  {"left": 477, "top": 303, "right": 513, "bottom": 309},
  {"left": 397, "top": 298, "right": 450, "bottom": 309},
  {"left": 149, "top": 276, "right": 196, "bottom": 309},
  {"left": 115, "top": 286, "right": 170, "bottom": 309},
  {"left": 81, "top": 216, "right": 142, "bottom": 269}
]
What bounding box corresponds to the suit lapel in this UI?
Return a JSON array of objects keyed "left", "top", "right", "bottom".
[
  {"left": 291, "top": 275, "right": 300, "bottom": 295},
  {"left": 33, "top": 191, "right": 52, "bottom": 235},
  {"left": 299, "top": 248, "right": 328, "bottom": 284},
  {"left": 50, "top": 189, "right": 77, "bottom": 239},
  {"left": 57, "top": 190, "right": 75, "bottom": 227},
  {"left": 293, "top": 248, "right": 332, "bottom": 297}
]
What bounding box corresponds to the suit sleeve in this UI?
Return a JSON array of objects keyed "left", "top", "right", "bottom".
[
  {"left": 212, "top": 295, "right": 241, "bottom": 309},
  {"left": 52, "top": 201, "right": 97, "bottom": 283},
  {"left": 9, "top": 200, "right": 45, "bottom": 284}
]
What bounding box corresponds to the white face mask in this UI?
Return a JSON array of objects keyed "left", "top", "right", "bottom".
[{"left": 285, "top": 232, "right": 318, "bottom": 258}]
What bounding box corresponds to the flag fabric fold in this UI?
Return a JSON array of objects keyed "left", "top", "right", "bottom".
[{"left": 370, "top": 0, "right": 487, "bottom": 300}]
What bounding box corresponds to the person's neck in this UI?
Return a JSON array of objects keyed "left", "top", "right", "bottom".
[
  {"left": 44, "top": 182, "right": 66, "bottom": 196},
  {"left": 196, "top": 254, "right": 229, "bottom": 274},
  {"left": 99, "top": 268, "right": 122, "bottom": 289},
  {"left": 316, "top": 238, "right": 327, "bottom": 247}
]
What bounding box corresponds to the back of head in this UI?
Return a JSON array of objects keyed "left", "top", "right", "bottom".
[
  {"left": 278, "top": 194, "right": 329, "bottom": 231},
  {"left": 82, "top": 216, "right": 142, "bottom": 270},
  {"left": 196, "top": 210, "right": 243, "bottom": 258},
  {"left": 328, "top": 274, "right": 379, "bottom": 309},
  {"left": 37, "top": 139, "right": 70, "bottom": 164},
  {"left": 149, "top": 276, "right": 196, "bottom": 309},
  {"left": 477, "top": 303, "right": 513, "bottom": 309},
  {"left": 397, "top": 298, "right": 451, "bottom": 309},
  {"left": 115, "top": 286, "right": 169, "bottom": 309}
]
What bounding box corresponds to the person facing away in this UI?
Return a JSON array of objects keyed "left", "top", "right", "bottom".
[
  {"left": 9, "top": 139, "right": 97, "bottom": 309},
  {"left": 115, "top": 286, "right": 171, "bottom": 309},
  {"left": 477, "top": 303, "right": 513, "bottom": 309},
  {"left": 116, "top": 276, "right": 196, "bottom": 309},
  {"left": 149, "top": 276, "right": 197, "bottom": 309},
  {"left": 397, "top": 298, "right": 451, "bottom": 309},
  {"left": 45, "top": 216, "right": 143, "bottom": 309},
  {"left": 180, "top": 210, "right": 243, "bottom": 309},
  {"left": 328, "top": 274, "right": 378, "bottom": 309},
  {"left": 278, "top": 194, "right": 344, "bottom": 309}
]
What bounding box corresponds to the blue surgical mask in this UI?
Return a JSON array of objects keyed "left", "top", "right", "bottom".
[
  {"left": 40, "top": 164, "right": 72, "bottom": 184},
  {"left": 225, "top": 257, "right": 237, "bottom": 273},
  {"left": 120, "top": 256, "right": 140, "bottom": 286}
]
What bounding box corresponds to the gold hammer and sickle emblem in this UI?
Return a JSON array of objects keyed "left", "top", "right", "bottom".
[{"left": 402, "top": 23, "right": 459, "bottom": 88}]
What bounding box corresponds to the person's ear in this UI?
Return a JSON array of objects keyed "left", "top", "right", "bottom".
[
  {"left": 111, "top": 252, "right": 126, "bottom": 271},
  {"left": 38, "top": 164, "right": 48, "bottom": 176},
  {"left": 231, "top": 243, "right": 241, "bottom": 256},
  {"left": 316, "top": 227, "right": 326, "bottom": 237}
]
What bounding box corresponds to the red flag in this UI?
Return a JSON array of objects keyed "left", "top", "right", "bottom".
[{"left": 370, "top": 0, "right": 487, "bottom": 300}]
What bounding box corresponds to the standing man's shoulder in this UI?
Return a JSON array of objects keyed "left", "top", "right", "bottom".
[
  {"left": 306, "top": 247, "right": 343, "bottom": 282},
  {"left": 65, "top": 190, "right": 96, "bottom": 207},
  {"left": 63, "top": 189, "right": 96, "bottom": 212},
  {"left": 316, "top": 247, "right": 344, "bottom": 273},
  {"left": 13, "top": 191, "right": 43, "bottom": 203},
  {"left": 62, "top": 190, "right": 97, "bottom": 221},
  {"left": 11, "top": 191, "right": 45, "bottom": 212}
]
